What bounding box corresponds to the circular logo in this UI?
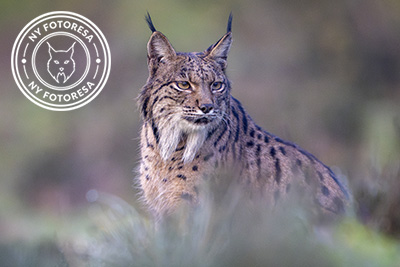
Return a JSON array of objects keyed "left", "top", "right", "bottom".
[{"left": 11, "top": 11, "right": 111, "bottom": 111}]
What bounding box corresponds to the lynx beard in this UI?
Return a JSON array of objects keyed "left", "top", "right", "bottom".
[{"left": 157, "top": 115, "right": 214, "bottom": 164}]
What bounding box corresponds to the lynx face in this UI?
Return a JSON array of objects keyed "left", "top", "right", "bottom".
[
  {"left": 155, "top": 55, "right": 230, "bottom": 130},
  {"left": 140, "top": 28, "right": 233, "bottom": 163},
  {"left": 47, "top": 42, "right": 76, "bottom": 84}
]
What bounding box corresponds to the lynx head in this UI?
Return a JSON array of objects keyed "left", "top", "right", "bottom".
[
  {"left": 139, "top": 13, "right": 233, "bottom": 163},
  {"left": 47, "top": 42, "right": 76, "bottom": 84}
]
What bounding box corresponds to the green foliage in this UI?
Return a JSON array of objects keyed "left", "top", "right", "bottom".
[
  {"left": 62, "top": 186, "right": 399, "bottom": 267},
  {"left": 334, "top": 220, "right": 400, "bottom": 266}
]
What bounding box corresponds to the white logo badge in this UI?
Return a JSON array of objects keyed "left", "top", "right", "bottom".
[{"left": 11, "top": 11, "right": 111, "bottom": 111}]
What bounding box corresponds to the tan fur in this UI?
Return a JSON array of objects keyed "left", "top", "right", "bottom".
[{"left": 137, "top": 16, "right": 349, "bottom": 217}]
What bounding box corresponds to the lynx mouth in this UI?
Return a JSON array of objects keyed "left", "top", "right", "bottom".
[{"left": 183, "top": 116, "right": 212, "bottom": 125}]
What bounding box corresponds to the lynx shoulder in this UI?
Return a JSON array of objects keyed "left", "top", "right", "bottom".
[{"left": 137, "top": 14, "right": 349, "bottom": 217}]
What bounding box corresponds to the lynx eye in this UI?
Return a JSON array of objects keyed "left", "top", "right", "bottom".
[
  {"left": 175, "top": 81, "right": 191, "bottom": 90},
  {"left": 54, "top": 60, "right": 59, "bottom": 64},
  {"left": 64, "top": 60, "right": 70, "bottom": 64},
  {"left": 211, "top": 82, "right": 224, "bottom": 92}
]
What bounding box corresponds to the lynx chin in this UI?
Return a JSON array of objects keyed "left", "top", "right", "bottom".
[{"left": 137, "top": 13, "right": 350, "bottom": 217}]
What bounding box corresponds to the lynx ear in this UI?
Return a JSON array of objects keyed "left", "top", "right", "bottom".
[
  {"left": 147, "top": 31, "right": 176, "bottom": 63},
  {"left": 205, "top": 32, "right": 232, "bottom": 61},
  {"left": 145, "top": 13, "right": 176, "bottom": 63},
  {"left": 204, "top": 13, "right": 233, "bottom": 69}
]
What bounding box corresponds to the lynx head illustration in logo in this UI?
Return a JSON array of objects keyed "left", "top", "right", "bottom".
[{"left": 46, "top": 42, "right": 76, "bottom": 84}]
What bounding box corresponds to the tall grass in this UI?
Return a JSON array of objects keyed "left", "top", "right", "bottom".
[{"left": 62, "top": 175, "right": 400, "bottom": 267}]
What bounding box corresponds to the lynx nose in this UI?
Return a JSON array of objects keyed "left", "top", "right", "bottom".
[{"left": 200, "top": 103, "right": 214, "bottom": 114}]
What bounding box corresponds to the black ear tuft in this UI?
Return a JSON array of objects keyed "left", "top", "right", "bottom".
[
  {"left": 145, "top": 12, "right": 156, "bottom": 32},
  {"left": 227, "top": 12, "right": 233, "bottom": 33}
]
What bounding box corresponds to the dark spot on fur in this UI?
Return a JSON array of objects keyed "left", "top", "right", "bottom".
[
  {"left": 256, "top": 144, "right": 261, "bottom": 168},
  {"left": 145, "top": 175, "right": 150, "bottom": 181},
  {"left": 264, "top": 135, "right": 269, "bottom": 143},
  {"left": 249, "top": 129, "right": 255, "bottom": 138},
  {"left": 296, "top": 159, "right": 302, "bottom": 167},
  {"left": 177, "top": 166, "right": 183, "bottom": 170},
  {"left": 246, "top": 141, "right": 254, "bottom": 147},
  {"left": 177, "top": 174, "right": 187, "bottom": 180},
  {"left": 147, "top": 143, "right": 154, "bottom": 149},
  {"left": 279, "top": 146, "right": 286, "bottom": 156},
  {"left": 192, "top": 165, "right": 198, "bottom": 171},
  {"left": 162, "top": 178, "right": 168, "bottom": 182},
  {"left": 175, "top": 145, "right": 185, "bottom": 152},
  {"left": 270, "top": 147, "right": 276, "bottom": 158},
  {"left": 322, "top": 186, "right": 330, "bottom": 196},
  {"left": 257, "top": 133, "right": 262, "bottom": 140}
]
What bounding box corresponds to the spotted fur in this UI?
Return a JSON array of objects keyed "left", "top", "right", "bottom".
[{"left": 137, "top": 14, "right": 349, "bottom": 217}]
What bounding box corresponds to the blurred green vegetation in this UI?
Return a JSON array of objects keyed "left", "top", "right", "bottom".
[{"left": 1, "top": 0, "right": 400, "bottom": 266}]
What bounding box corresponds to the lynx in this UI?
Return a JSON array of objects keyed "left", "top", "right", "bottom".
[
  {"left": 47, "top": 42, "right": 76, "bottom": 84},
  {"left": 138, "top": 14, "right": 349, "bottom": 217}
]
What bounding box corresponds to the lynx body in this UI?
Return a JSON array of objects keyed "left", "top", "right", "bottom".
[{"left": 138, "top": 14, "right": 349, "bottom": 217}]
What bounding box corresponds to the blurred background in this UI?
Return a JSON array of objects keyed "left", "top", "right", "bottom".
[{"left": 1, "top": 0, "right": 399, "bottom": 265}]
